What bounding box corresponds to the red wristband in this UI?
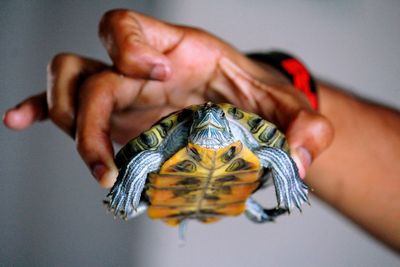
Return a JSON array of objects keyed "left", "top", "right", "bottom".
[{"left": 248, "top": 51, "right": 318, "bottom": 110}]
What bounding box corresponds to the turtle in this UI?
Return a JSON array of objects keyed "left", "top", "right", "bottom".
[{"left": 104, "top": 102, "right": 308, "bottom": 226}]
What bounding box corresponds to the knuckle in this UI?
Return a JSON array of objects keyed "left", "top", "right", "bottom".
[
  {"left": 114, "top": 51, "right": 134, "bottom": 73},
  {"left": 81, "top": 71, "right": 115, "bottom": 93},
  {"left": 315, "top": 116, "right": 334, "bottom": 147},
  {"left": 78, "top": 72, "right": 116, "bottom": 108},
  {"left": 101, "top": 9, "right": 133, "bottom": 28},
  {"left": 99, "top": 10, "right": 143, "bottom": 74},
  {"left": 48, "top": 53, "right": 80, "bottom": 75},
  {"left": 76, "top": 134, "right": 95, "bottom": 160},
  {"left": 48, "top": 101, "right": 69, "bottom": 119},
  {"left": 295, "top": 111, "right": 334, "bottom": 154},
  {"left": 46, "top": 53, "right": 82, "bottom": 133},
  {"left": 100, "top": 10, "right": 134, "bottom": 39},
  {"left": 47, "top": 102, "right": 73, "bottom": 131},
  {"left": 304, "top": 111, "right": 333, "bottom": 135}
]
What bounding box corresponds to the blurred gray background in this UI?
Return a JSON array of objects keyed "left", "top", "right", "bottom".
[{"left": 1, "top": 0, "right": 399, "bottom": 266}]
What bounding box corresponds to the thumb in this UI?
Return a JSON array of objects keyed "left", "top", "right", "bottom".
[
  {"left": 286, "top": 110, "right": 334, "bottom": 179},
  {"left": 99, "top": 9, "right": 183, "bottom": 80}
]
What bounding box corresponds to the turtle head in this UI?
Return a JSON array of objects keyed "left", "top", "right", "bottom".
[{"left": 189, "top": 102, "right": 234, "bottom": 148}]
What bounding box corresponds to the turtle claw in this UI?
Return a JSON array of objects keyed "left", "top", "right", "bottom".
[
  {"left": 104, "top": 177, "right": 150, "bottom": 220},
  {"left": 104, "top": 194, "right": 125, "bottom": 219},
  {"left": 103, "top": 171, "right": 139, "bottom": 219},
  {"left": 104, "top": 190, "right": 135, "bottom": 219},
  {"left": 255, "top": 147, "right": 309, "bottom": 212},
  {"left": 104, "top": 190, "right": 147, "bottom": 220},
  {"left": 245, "top": 197, "right": 288, "bottom": 223}
]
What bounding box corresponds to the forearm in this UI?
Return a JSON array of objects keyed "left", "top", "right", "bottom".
[{"left": 307, "top": 82, "right": 400, "bottom": 251}]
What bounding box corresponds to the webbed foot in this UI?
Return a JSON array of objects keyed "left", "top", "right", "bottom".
[
  {"left": 103, "top": 151, "right": 162, "bottom": 219},
  {"left": 255, "top": 147, "right": 309, "bottom": 211}
]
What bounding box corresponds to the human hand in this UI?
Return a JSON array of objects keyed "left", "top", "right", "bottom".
[{"left": 3, "top": 9, "right": 333, "bottom": 188}]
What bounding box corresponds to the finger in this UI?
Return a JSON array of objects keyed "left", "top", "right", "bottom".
[
  {"left": 99, "top": 9, "right": 184, "bottom": 80},
  {"left": 47, "top": 53, "right": 107, "bottom": 136},
  {"left": 215, "top": 57, "right": 259, "bottom": 110},
  {"left": 215, "top": 56, "right": 333, "bottom": 178},
  {"left": 76, "top": 70, "right": 143, "bottom": 188},
  {"left": 216, "top": 56, "right": 307, "bottom": 126},
  {"left": 286, "top": 110, "right": 334, "bottom": 179},
  {"left": 3, "top": 92, "right": 47, "bottom": 130}
]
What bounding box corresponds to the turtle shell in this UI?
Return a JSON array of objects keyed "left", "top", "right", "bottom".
[
  {"left": 114, "top": 106, "right": 194, "bottom": 169},
  {"left": 147, "top": 140, "right": 261, "bottom": 226},
  {"left": 111, "top": 103, "right": 291, "bottom": 225}
]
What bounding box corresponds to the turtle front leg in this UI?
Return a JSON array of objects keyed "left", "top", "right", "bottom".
[
  {"left": 104, "top": 150, "right": 162, "bottom": 220},
  {"left": 245, "top": 197, "right": 287, "bottom": 223},
  {"left": 254, "top": 147, "right": 309, "bottom": 211}
]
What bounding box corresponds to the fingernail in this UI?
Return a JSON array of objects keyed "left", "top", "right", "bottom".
[
  {"left": 294, "top": 147, "right": 312, "bottom": 179},
  {"left": 92, "top": 163, "right": 107, "bottom": 182},
  {"left": 150, "top": 64, "right": 167, "bottom": 80}
]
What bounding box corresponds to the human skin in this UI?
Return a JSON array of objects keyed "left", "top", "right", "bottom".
[
  {"left": 3, "top": 10, "right": 399, "bottom": 251},
  {"left": 308, "top": 85, "right": 400, "bottom": 251}
]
